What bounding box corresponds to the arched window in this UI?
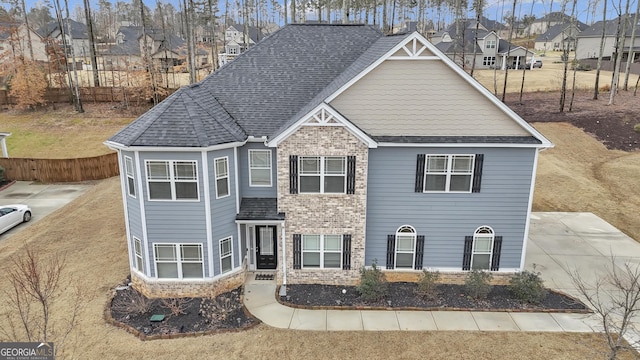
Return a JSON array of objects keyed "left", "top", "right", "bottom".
[
  {"left": 472, "top": 226, "right": 494, "bottom": 270},
  {"left": 395, "top": 225, "right": 416, "bottom": 269}
]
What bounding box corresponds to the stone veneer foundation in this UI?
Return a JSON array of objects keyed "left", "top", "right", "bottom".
[
  {"left": 277, "top": 126, "right": 369, "bottom": 286},
  {"left": 131, "top": 270, "right": 246, "bottom": 298}
]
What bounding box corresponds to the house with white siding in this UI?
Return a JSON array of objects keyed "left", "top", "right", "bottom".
[{"left": 106, "top": 24, "right": 552, "bottom": 299}]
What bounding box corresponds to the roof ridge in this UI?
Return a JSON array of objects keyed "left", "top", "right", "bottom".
[
  {"left": 179, "top": 90, "right": 211, "bottom": 146},
  {"left": 182, "top": 85, "right": 247, "bottom": 141},
  {"left": 122, "top": 89, "right": 183, "bottom": 146}
]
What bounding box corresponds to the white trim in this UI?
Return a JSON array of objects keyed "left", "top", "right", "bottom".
[
  {"left": 104, "top": 140, "right": 247, "bottom": 152},
  {"left": 133, "top": 266, "right": 243, "bottom": 283},
  {"left": 423, "top": 154, "right": 474, "bottom": 193},
  {"left": 248, "top": 149, "right": 273, "bottom": 187},
  {"left": 233, "top": 147, "right": 240, "bottom": 213},
  {"left": 219, "top": 236, "right": 234, "bottom": 274},
  {"left": 133, "top": 237, "right": 144, "bottom": 272},
  {"left": 236, "top": 223, "right": 242, "bottom": 269},
  {"left": 471, "top": 226, "right": 495, "bottom": 271},
  {"left": 235, "top": 220, "right": 285, "bottom": 225},
  {"left": 387, "top": 56, "right": 440, "bottom": 61},
  {"left": 201, "top": 151, "right": 214, "bottom": 277},
  {"left": 298, "top": 155, "right": 347, "bottom": 194},
  {"left": 376, "top": 142, "right": 549, "bottom": 148},
  {"left": 116, "top": 150, "right": 135, "bottom": 273},
  {"left": 394, "top": 225, "right": 416, "bottom": 269},
  {"left": 124, "top": 156, "right": 136, "bottom": 198},
  {"left": 267, "top": 103, "right": 377, "bottom": 148},
  {"left": 301, "top": 234, "right": 343, "bottom": 269},
  {"left": 213, "top": 156, "right": 231, "bottom": 199},
  {"left": 520, "top": 149, "right": 540, "bottom": 270},
  {"left": 377, "top": 266, "right": 521, "bottom": 273},
  {"left": 134, "top": 151, "right": 152, "bottom": 276},
  {"left": 153, "top": 243, "right": 205, "bottom": 279},
  {"left": 280, "top": 224, "right": 287, "bottom": 295},
  {"left": 144, "top": 160, "right": 200, "bottom": 202}
]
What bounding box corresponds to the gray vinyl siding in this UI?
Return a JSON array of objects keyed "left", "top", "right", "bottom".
[
  {"left": 122, "top": 151, "right": 144, "bottom": 271},
  {"left": 238, "top": 143, "right": 277, "bottom": 198},
  {"left": 208, "top": 148, "right": 240, "bottom": 276},
  {"left": 365, "top": 147, "right": 536, "bottom": 270}
]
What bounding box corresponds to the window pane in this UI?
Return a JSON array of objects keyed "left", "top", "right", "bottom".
[
  {"left": 426, "top": 156, "right": 447, "bottom": 172},
  {"left": 125, "top": 157, "right": 134, "bottom": 175},
  {"left": 260, "top": 236, "right": 274, "bottom": 255},
  {"left": 325, "top": 157, "right": 345, "bottom": 174},
  {"left": 217, "top": 178, "right": 229, "bottom": 197},
  {"left": 181, "top": 245, "right": 202, "bottom": 261},
  {"left": 220, "top": 238, "right": 232, "bottom": 256},
  {"left": 155, "top": 245, "right": 176, "bottom": 260},
  {"left": 472, "top": 254, "right": 491, "bottom": 270},
  {"left": 450, "top": 175, "right": 471, "bottom": 191},
  {"left": 135, "top": 257, "right": 143, "bottom": 271},
  {"left": 324, "top": 253, "right": 341, "bottom": 268},
  {"left": 147, "top": 161, "right": 169, "bottom": 179},
  {"left": 324, "top": 176, "right": 345, "bottom": 193},
  {"left": 157, "top": 263, "right": 179, "bottom": 278},
  {"left": 149, "top": 182, "right": 172, "bottom": 199},
  {"left": 303, "top": 235, "right": 320, "bottom": 250},
  {"left": 452, "top": 156, "right": 473, "bottom": 173},
  {"left": 300, "top": 176, "right": 320, "bottom": 193},
  {"left": 182, "top": 263, "right": 204, "bottom": 278},
  {"left": 397, "top": 235, "right": 415, "bottom": 251},
  {"left": 215, "top": 158, "right": 228, "bottom": 177},
  {"left": 127, "top": 177, "right": 136, "bottom": 196},
  {"left": 303, "top": 252, "right": 320, "bottom": 267},
  {"left": 134, "top": 239, "right": 142, "bottom": 254},
  {"left": 474, "top": 237, "right": 492, "bottom": 252},
  {"left": 300, "top": 157, "right": 320, "bottom": 174},
  {"left": 250, "top": 151, "right": 270, "bottom": 167},
  {"left": 324, "top": 235, "right": 341, "bottom": 251},
  {"left": 251, "top": 169, "right": 271, "bottom": 186},
  {"left": 425, "top": 175, "right": 446, "bottom": 191},
  {"left": 221, "top": 256, "right": 232, "bottom": 273},
  {"left": 174, "top": 162, "right": 196, "bottom": 180},
  {"left": 176, "top": 182, "right": 198, "bottom": 199},
  {"left": 396, "top": 253, "right": 413, "bottom": 268}
]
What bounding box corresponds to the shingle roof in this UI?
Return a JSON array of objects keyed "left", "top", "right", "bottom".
[
  {"left": 236, "top": 198, "right": 285, "bottom": 221},
  {"left": 372, "top": 136, "right": 542, "bottom": 144},
  {"left": 37, "top": 18, "right": 88, "bottom": 39},
  {"left": 434, "top": 29, "right": 487, "bottom": 54},
  {"left": 535, "top": 22, "right": 588, "bottom": 41},
  {"left": 577, "top": 14, "right": 640, "bottom": 37}
]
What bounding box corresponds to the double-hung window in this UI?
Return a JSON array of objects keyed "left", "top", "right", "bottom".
[
  {"left": 299, "top": 156, "right": 346, "bottom": 193},
  {"left": 302, "top": 234, "right": 342, "bottom": 269},
  {"left": 472, "top": 226, "right": 494, "bottom": 270},
  {"left": 395, "top": 226, "right": 416, "bottom": 269},
  {"left": 219, "top": 237, "right": 233, "bottom": 273},
  {"left": 154, "top": 243, "right": 204, "bottom": 279},
  {"left": 486, "top": 40, "right": 496, "bottom": 49},
  {"left": 214, "top": 157, "right": 230, "bottom": 198},
  {"left": 249, "top": 150, "right": 272, "bottom": 186},
  {"left": 125, "top": 156, "right": 136, "bottom": 197},
  {"left": 146, "top": 160, "right": 198, "bottom": 200},
  {"left": 133, "top": 237, "right": 143, "bottom": 272},
  {"left": 424, "top": 155, "right": 474, "bottom": 192}
]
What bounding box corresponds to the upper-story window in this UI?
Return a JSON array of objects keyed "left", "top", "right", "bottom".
[
  {"left": 214, "top": 157, "right": 230, "bottom": 198},
  {"left": 299, "top": 156, "right": 346, "bottom": 193},
  {"left": 249, "top": 150, "right": 272, "bottom": 187},
  {"left": 146, "top": 160, "right": 198, "bottom": 201},
  {"left": 424, "top": 155, "right": 474, "bottom": 192},
  {"left": 125, "top": 156, "right": 136, "bottom": 197},
  {"left": 485, "top": 40, "right": 496, "bottom": 49}
]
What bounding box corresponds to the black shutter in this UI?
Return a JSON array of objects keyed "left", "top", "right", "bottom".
[
  {"left": 414, "top": 235, "right": 425, "bottom": 270},
  {"left": 346, "top": 156, "right": 356, "bottom": 194},
  {"left": 462, "top": 235, "right": 473, "bottom": 270},
  {"left": 293, "top": 234, "right": 301, "bottom": 269},
  {"left": 415, "top": 154, "right": 426, "bottom": 192},
  {"left": 490, "top": 236, "right": 503, "bottom": 271},
  {"left": 289, "top": 155, "right": 298, "bottom": 194},
  {"left": 386, "top": 235, "right": 396, "bottom": 269},
  {"left": 472, "top": 154, "right": 484, "bottom": 193},
  {"left": 342, "top": 234, "right": 351, "bottom": 270}
]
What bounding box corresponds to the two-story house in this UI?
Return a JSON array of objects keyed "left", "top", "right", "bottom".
[
  {"left": 218, "top": 24, "right": 269, "bottom": 66},
  {"left": 107, "top": 24, "right": 552, "bottom": 299},
  {"left": 534, "top": 22, "right": 588, "bottom": 52},
  {"left": 0, "top": 20, "right": 49, "bottom": 63},
  {"left": 37, "top": 18, "right": 90, "bottom": 62}
]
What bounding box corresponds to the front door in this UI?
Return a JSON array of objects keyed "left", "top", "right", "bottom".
[{"left": 256, "top": 225, "right": 277, "bottom": 269}]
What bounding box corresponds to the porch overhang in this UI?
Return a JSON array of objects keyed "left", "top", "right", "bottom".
[{"left": 236, "top": 198, "right": 285, "bottom": 222}]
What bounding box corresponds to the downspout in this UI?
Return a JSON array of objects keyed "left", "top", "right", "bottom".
[{"left": 279, "top": 224, "right": 287, "bottom": 296}]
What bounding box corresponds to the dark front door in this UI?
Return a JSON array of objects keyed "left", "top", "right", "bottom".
[{"left": 256, "top": 225, "right": 277, "bottom": 269}]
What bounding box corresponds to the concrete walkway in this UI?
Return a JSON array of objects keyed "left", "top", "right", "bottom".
[{"left": 244, "top": 212, "right": 640, "bottom": 333}]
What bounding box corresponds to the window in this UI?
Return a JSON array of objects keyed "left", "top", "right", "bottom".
[
  {"left": 482, "top": 56, "right": 496, "bottom": 66},
  {"left": 214, "top": 157, "right": 230, "bottom": 198},
  {"left": 133, "top": 237, "right": 143, "bottom": 272},
  {"left": 125, "top": 156, "right": 136, "bottom": 197},
  {"left": 219, "top": 237, "right": 233, "bottom": 273},
  {"left": 154, "top": 243, "right": 204, "bottom": 279},
  {"left": 395, "top": 226, "right": 416, "bottom": 269},
  {"left": 472, "top": 226, "right": 494, "bottom": 270},
  {"left": 302, "top": 235, "right": 342, "bottom": 269},
  {"left": 424, "top": 155, "right": 474, "bottom": 192},
  {"left": 299, "top": 156, "right": 346, "bottom": 193},
  {"left": 249, "top": 150, "right": 272, "bottom": 186},
  {"left": 146, "top": 160, "right": 198, "bottom": 200},
  {"left": 485, "top": 40, "right": 496, "bottom": 49}
]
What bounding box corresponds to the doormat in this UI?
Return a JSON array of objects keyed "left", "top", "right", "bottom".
[{"left": 255, "top": 273, "right": 274, "bottom": 280}]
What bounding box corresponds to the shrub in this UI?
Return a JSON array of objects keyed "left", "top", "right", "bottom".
[
  {"left": 465, "top": 269, "right": 493, "bottom": 299},
  {"left": 634, "top": 124, "right": 640, "bottom": 133},
  {"left": 356, "top": 260, "right": 388, "bottom": 302},
  {"left": 199, "top": 294, "right": 236, "bottom": 325},
  {"left": 416, "top": 270, "right": 440, "bottom": 300},
  {"left": 111, "top": 288, "right": 152, "bottom": 315},
  {"left": 160, "top": 297, "right": 193, "bottom": 317},
  {"left": 508, "top": 270, "right": 548, "bottom": 304}
]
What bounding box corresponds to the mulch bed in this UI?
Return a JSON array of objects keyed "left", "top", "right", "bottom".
[{"left": 280, "top": 283, "right": 589, "bottom": 312}]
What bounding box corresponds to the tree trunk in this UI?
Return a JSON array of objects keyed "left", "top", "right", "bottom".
[
  {"left": 83, "top": 0, "right": 100, "bottom": 86},
  {"left": 20, "top": 0, "right": 34, "bottom": 61},
  {"left": 568, "top": 0, "right": 579, "bottom": 111},
  {"left": 501, "top": 0, "right": 517, "bottom": 102},
  {"left": 608, "top": 0, "right": 629, "bottom": 105},
  {"left": 622, "top": 3, "right": 639, "bottom": 90},
  {"left": 64, "top": 0, "right": 84, "bottom": 112},
  {"left": 593, "top": 0, "right": 607, "bottom": 99}
]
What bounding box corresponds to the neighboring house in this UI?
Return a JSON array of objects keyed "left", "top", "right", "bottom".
[
  {"left": 576, "top": 14, "right": 640, "bottom": 61},
  {"left": 106, "top": 24, "right": 552, "bottom": 299},
  {"left": 0, "top": 21, "right": 48, "bottom": 63},
  {"left": 432, "top": 20, "right": 533, "bottom": 69},
  {"left": 525, "top": 12, "right": 574, "bottom": 35},
  {"left": 218, "top": 24, "right": 269, "bottom": 66},
  {"left": 37, "top": 18, "right": 90, "bottom": 61},
  {"left": 534, "top": 22, "right": 588, "bottom": 52}
]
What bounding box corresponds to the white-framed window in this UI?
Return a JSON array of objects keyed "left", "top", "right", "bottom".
[
  {"left": 472, "top": 226, "right": 494, "bottom": 270},
  {"left": 125, "top": 156, "right": 136, "bottom": 197},
  {"left": 424, "top": 154, "right": 474, "bottom": 193},
  {"left": 133, "top": 237, "right": 143, "bottom": 272},
  {"left": 302, "top": 234, "right": 342, "bottom": 269},
  {"left": 146, "top": 160, "right": 198, "bottom": 201},
  {"left": 395, "top": 225, "right": 416, "bottom": 269},
  {"left": 299, "top": 156, "right": 346, "bottom": 194},
  {"left": 249, "top": 150, "right": 272, "bottom": 186},
  {"left": 482, "top": 56, "right": 496, "bottom": 66},
  {"left": 486, "top": 40, "right": 496, "bottom": 49},
  {"left": 219, "top": 237, "right": 233, "bottom": 274},
  {"left": 154, "top": 243, "right": 204, "bottom": 279},
  {"left": 214, "top": 157, "right": 230, "bottom": 198}
]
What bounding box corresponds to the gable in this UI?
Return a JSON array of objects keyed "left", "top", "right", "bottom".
[{"left": 329, "top": 59, "right": 530, "bottom": 137}]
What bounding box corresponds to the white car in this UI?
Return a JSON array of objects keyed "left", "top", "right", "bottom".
[{"left": 0, "top": 204, "right": 32, "bottom": 235}]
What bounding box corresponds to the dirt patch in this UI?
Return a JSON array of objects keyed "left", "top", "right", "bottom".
[{"left": 281, "top": 283, "right": 588, "bottom": 312}]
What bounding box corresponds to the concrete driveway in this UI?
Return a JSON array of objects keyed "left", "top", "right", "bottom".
[{"left": 0, "top": 181, "right": 92, "bottom": 238}]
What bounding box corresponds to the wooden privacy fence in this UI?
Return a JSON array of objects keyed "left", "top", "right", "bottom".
[
  {"left": 0, "top": 153, "right": 119, "bottom": 183},
  {"left": 0, "top": 87, "right": 177, "bottom": 106}
]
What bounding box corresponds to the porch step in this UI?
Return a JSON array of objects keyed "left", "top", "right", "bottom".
[{"left": 255, "top": 273, "right": 275, "bottom": 281}]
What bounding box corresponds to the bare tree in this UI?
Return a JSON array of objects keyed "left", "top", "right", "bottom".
[
  {"left": 593, "top": 0, "right": 607, "bottom": 100},
  {"left": 622, "top": 3, "right": 639, "bottom": 91},
  {"left": 608, "top": 0, "right": 630, "bottom": 105},
  {"left": 83, "top": 0, "right": 100, "bottom": 86},
  {"left": 501, "top": 0, "right": 517, "bottom": 102}
]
